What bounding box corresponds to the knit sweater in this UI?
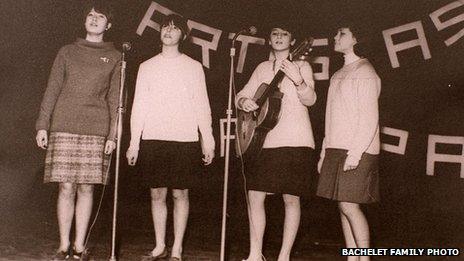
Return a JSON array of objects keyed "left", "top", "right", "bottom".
[
  {"left": 235, "top": 59, "right": 317, "bottom": 148},
  {"left": 36, "top": 38, "right": 121, "bottom": 140},
  {"left": 321, "top": 58, "right": 381, "bottom": 161},
  {"left": 128, "top": 53, "right": 215, "bottom": 152}
]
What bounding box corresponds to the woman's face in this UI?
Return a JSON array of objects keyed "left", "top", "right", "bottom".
[
  {"left": 85, "top": 8, "right": 110, "bottom": 36},
  {"left": 333, "top": 27, "right": 357, "bottom": 54},
  {"left": 269, "top": 28, "right": 295, "bottom": 51},
  {"left": 160, "top": 21, "right": 184, "bottom": 46}
]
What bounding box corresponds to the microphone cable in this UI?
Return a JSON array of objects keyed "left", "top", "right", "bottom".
[
  {"left": 82, "top": 150, "right": 113, "bottom": 253},
  {"left": 232, "top": 71, "right": 267, "bottom": 261}
]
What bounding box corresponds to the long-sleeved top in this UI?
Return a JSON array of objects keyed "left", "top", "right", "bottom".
[
  {"left": 322, "top": 58, "right": 381, "bottom": 161},
  {"left": 35, "top": 38, "right": 121, "bottom": 140},
  {"left": 235, "top": 59, "right": 317, "bottom": 148},
  {"left": 128, "top": 53, "right": 215, "bottom": 152}
]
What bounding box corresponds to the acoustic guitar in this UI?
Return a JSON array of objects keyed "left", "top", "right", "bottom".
[{"left": 236, "top": 37, "right": 314, "bottom": 161}]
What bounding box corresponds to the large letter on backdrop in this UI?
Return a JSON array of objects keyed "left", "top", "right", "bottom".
[
  {"left": 187, "top": 20, "right": 222, "bottom": 68},
  {"left": 219, "top": 118, "right": 237, "bottom": 157},
  {"left": 136, "top": 2, "right": 222, "bottom": 68},
  {"left": 310, "top": 38, "right": 330, "bottom": 81},
  {"left": 381, "top": 127, "right": 409, "bottom": 155},
  {"left": 136, "top": 2, "right": 175, "bottom": 35},
  {"left": 427, "top": 135, "right": 464, "bottom": 178},
  {"left": 383, "top": 21, "right": 431, "bottom": 68},
  {"left": 227, "top": 34, "right": 265, "bottom": 73},
  {"left": 430, "top": 0, "right": 464, "bottom": 46}
]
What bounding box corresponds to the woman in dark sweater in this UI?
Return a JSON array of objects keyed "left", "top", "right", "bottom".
[{"left": 35, "top": 2, "right": 120, "bottom": 260}]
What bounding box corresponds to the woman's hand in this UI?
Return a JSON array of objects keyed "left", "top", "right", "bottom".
[
  {"left": 281, "top": 60, "right": 304, "bottom": 86},
  {"left": 36, "top": 130, "right": 48, "bottom": 149},
  {"left": 239, "top": 98, "right": 259, "bottom": 112},
  {"left": 317, "top": 158, "right": 324, "bottom": 174},
  {"left": 202, "top": 149, "right": 214, "bottom": 165},
  {"left": 104, "top": 140, "right": 116, "bottom": 155},
  {"left": 343, "top": 155, "right": 360, "bottom": 171},
  {"left": 126, "top": 149, "right": 139, "bottom": 166}
]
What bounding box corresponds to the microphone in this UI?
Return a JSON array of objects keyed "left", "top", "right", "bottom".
[
  {"left": 122, "top": 42, "right": 132, "bottom": 52},
  {"left": 232, "top": 26, "right": 258, "bottom": 42},
  {"left": 247, "top": 26, "right": 258, "bottom": 36}
]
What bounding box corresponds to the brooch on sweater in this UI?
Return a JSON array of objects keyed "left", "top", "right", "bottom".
[{"left": 100, "top": 57, "right": 110, "bottom": 63}]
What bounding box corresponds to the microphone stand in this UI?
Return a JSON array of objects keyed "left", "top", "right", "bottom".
[
  {"left": 220, "top": 31, "right": 244, "bottom": 261},
  {"left": 109, "top": 48, "right": 128, "bottom": 261}
]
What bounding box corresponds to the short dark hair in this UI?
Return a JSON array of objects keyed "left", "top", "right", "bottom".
[
  {"left": 83, "top": 0, "right": 114, "bottom": 24},
  {"left": 161, "top": 14, "right": 190, "bottom": 40},
  {"left": 160, "top": 14, "right": 190, "bottom": 52},
  {"left": 267, "top": 20, "right": 298, "bottom": 41},
  {"left": 336, "top": 21, "right": 370, "bottom": 58}
]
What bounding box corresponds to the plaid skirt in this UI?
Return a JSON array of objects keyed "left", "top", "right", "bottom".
[{"left": 43, "top": 132, "right": 110, "bottom": 184}]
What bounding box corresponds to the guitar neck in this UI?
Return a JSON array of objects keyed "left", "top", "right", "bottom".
[
  {"left": 255, "top": 60, "right": 288, "bottom": 106},
  {"left": 269, "top": 70, "right": 286, "bottom": 90},
  {"left": 255, "top": 71, "right": 283, "bottom": 106}
]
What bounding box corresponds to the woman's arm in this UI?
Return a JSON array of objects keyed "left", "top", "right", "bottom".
[
  {"left": 35, "top": 47, "right": 67, "bottom": 131},
  {"left": 295, "top": 61, "right": 317, "bottom": 106},
  {"left": 106, "top": 56, "right": 121, "bottom": 141},
  {"left": 235, "top": 64, "right": 263, "bottom": 110},
  {"left": 347, "top": 77, "right": 381, "bottom": 162},
  {"left": 193, "top": 64, "right": 215, "bottom": 164},
  {"left": 128, "top": 64, "right": 149, "bottom": 152}
]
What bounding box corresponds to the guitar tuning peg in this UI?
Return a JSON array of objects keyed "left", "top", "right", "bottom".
[
  {"left": 294, "top": 54, "right": 305, "bottom": 61},
  {"left": 295, "top": 53, "right": 311, "bottom": 62}
]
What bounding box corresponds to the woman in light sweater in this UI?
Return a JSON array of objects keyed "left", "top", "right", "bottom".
[
  {"left": 35, "top": 2, "right": 120, "bottom": 260},
  {"left": 236, "top": 22, "right": 316, "bottom": 261},
  {"left": 316, "top": 25, "right": 381, "bottom": 261},
  {"left": 126, "top": 14, "right": 214, "bottom": 261}
]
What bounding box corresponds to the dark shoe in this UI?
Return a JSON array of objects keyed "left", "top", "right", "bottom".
[
  {"left": 72, "top": 247, "right": 90, "bottom": 261},
  {"left": 168, "top": 257, "right": 182, "bottom": 261},
  {"left": 51, "top": 248, "right": 70, "bottom": 260},
  {"left": 141, "top": 248, "right": 169, "bottom": 260}
]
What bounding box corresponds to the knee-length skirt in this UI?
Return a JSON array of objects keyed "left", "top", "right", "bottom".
[
  {"left": 316, "top": 148, "right": 379, "bottom": 203},
  {"left": 43, "top": 132, "right": 110, "bottom": 184},
  {"left": 245, "top": 147, "right": 314, "bottom": 197},
  {"left": 138, "top": 140, "right": 202, "bottom": 190}
]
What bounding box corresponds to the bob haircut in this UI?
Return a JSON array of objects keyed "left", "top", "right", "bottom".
[
  {"left": 160, "top": 14, "right": 190, "bottom": 51},
  {"left": 266, "top": 20, "right": 299, "bottom": 41},
  {"left": 83, "top": 1, "right": 114, "bottom": 24},
  {"left": 335, "top": 21, "right": 370, "bottom": 58},
  {"left": 161, "top": 14, "right": 190, "bottom": 39}
]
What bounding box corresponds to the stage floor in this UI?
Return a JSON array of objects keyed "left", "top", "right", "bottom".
[
  {"left": 0, "top": 233, "right": 458, "bottom": 261},
  {"left": 2, "top": 186, "right": 462, "bottom": 261}
]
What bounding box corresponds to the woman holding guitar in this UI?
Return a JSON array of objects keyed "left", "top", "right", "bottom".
[
  {"left": 236, "top": 22, "right": 316, "bottom": 261},
  {"left": 316, "top": 25, "right": 381, "bottom": 261}
]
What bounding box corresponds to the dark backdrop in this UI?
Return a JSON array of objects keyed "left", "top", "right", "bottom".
[{"left": 1, "top": 0, "right": 463, "bottom": 248}]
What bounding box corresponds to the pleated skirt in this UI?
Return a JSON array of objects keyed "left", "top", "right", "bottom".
[{"left": 316, "top": 148, "right": 379, "bottom": 203}]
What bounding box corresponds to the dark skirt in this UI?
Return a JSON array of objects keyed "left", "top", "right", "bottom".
[
  {"left": 245, "top": 147, "right": 314, "bottom": 197},
  {"left": 43, "top": 132, "right": 110, "bottom": 184},
  {"left": 138, "top": 140, "right": 202, "bottom": 190},
  {"left": 316, "top": 148, "right": 380, "bottom": 204}
]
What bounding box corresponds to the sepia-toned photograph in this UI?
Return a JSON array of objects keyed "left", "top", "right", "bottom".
[{"left": 1, "top": 0, "right": 463, "bottom": 260}]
